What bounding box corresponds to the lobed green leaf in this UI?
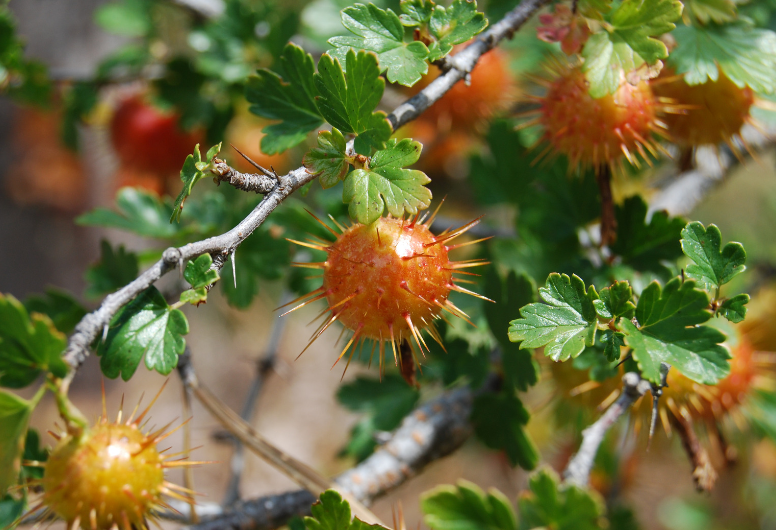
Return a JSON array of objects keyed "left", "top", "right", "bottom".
[
  {"left": 421, "top": 480, "right": 517, "bottom": 530},
  {"left": 0, "top": 391, "right": 33, "bottom": 493},
  {"left": 680, "top": 221, "right": 746, "bottom": 292},
  {"left": 84, "top": 241, "right": 139, "bottom": 300},
  {"left": 304, "top": 128, "right": 351, "bottom": 189}
]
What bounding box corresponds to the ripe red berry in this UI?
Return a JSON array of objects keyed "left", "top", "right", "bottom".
[
  {"left": 651, "top": 70, "right": 755, "bottom": 151},
  {"left": 110, "top": 95, "right": 203, "bottom": 176},
  {"left": 283, "top": 211, "right": 490, "bottom": 372},
  {"left": 522, "top": 63, "right": 670, "bottom": 172}
]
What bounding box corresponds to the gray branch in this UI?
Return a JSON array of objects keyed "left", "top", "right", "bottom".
[
  {"left": 212, "top": 159, "right": 277, "bottom": 195},
  {"left": 181, "top": 384, "right": 475, "bottom": 530},
  {"left": 563, "top": 372, "right": 652, "bottom": 487},
  {"left": 61, "top": 0, "right": 552, "bottom": 372}
]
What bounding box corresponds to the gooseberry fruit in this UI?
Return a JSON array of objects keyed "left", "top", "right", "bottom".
[
  {"left": 110, "top": 95, "right": 203, "bottom": 176},
  {"left": 408, "top": 48, "right": 515, "bottom": 132},
  {"left": 282, "top": 211, "right": 490, "bottom": 371},
  {"left": 523, "top": 63, "right": 670, "bottom": 172},
  {"left": 651, "top": 70, "right": 755, "bottom": 151},
  {"left": 37, "top": 387, "right": 200, "bottom": 530}
]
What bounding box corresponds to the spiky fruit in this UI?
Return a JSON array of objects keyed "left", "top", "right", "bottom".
[
  {"left": 524, "top": 63, "right": 669, "bottom": 172},
  {"left": 284, "top": 211, "right": 490, "bottom": 371},
  {"left": 651, "top": 70, "right": 755, "bottom": 149},
  {"left": 43, "top": 423, "right": 164, "bottom": 529},
  {"left": 34, "top": 386, "right": 200, "bottom": 530}
]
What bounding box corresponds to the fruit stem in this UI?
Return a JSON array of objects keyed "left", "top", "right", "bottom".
[
  {"left": 47, "top": 375, "right": 88, "bottom": 434},
  {"left": 596, "top": 166, "right": 617, "bottom": 247}
]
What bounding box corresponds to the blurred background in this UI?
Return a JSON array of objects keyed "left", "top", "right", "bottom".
[{"left": 3, "top": 0, "right": 776, "bottom": 529}]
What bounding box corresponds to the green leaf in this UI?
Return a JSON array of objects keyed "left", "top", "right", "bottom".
[
  {"left": 400, "top": 0, "right": 435, "bottom": 26},
  {"left": 337, "top": 374, "right": 419, "bottom": 461},
  {"left": 171, "top": 143, "right": 222, "bottom": 223},
  {"left": 94, "top": 0, "right": 151, "bottom": 37},
  {"left": 304, "top": 490, "right": 386, "bottom": 530},
  {"left": 508, "top": 274, "right": 599, "bottom": 362},
  {"left": 582, "top": 33, "right": 643, "bottom": 99},
  {"left": 684, "top": 0, "right": 736, "bottom": 23},
  {"left": 329, "top": 3, "right": 430, "bottom": 87},
  {"left": 601, "top": 330, "right": 626, "bottom": 362},
  {"left": 472, "top": 391, "right": 538, "bottom": 469},
  {"left": 426, "top": 0, "right": 488, "bottom": 62},
  {"left": 620, "top": 278, "right": 730, "bottom": 384},
  {"left": 246, "top": 43, "right": 323, "bottom": 154},
  {"left": 304, "top": 128, "right": 352, "bottom": 189},
  {"left": 610, "top": 196, "right": 686, "bottom": 272},
  {"left": 21, "top": 428, "right": 47, "bottom": 481},
  {"left": 430, "top": 337, "right": 491, "bottom": 389},
  {"left": 594, "top": 281, "right": 635, "bottom": 320},
  {"left": 61, "top": 82, "right": 98, "bottom": 151},
  {"left": 97, "top": 287, "right": 189, "bottom": 381},
  {"left": 314, "top": 50, "right": 392, "bottom": 155},
  {"left": 343, "top": 139, "right": 431, "bottom": 224},
  {"left": 77, "top": 188, "right": 178, "bottom": 239},
  {"left": 718, "top": 293, "right": 749, "bottom": 323},
  {"left": 84, "top": 241, "right": 139, "bottom": 300},
  {"left": 179, "top": 254, "right": 220, "bottom": 306},
  {"left": 421, "top": 480, "right": 517, "bottom": 530},
  {"left": 23, "top": 289, "right": 86, "bottom": 335},
  {"left": 0, "top": 294, "right": 67, "bottom": 388},
  {"left": 670, "top": 24, "right": 776, "bottom": 93},
  {"left": 582, "top": 0, "right": 681, "bottom": 97},
  {"left": 680, "top": 221, "right": 746, "bottom": 292},
  {"left": 0, "top": 494, "right": 25, "bottom": 530},
  {"left": 0, "top": 391, "right": 33, "bottom": 493},
  {"left": 518, "top": 468, "right": 605, "bottom": 530},
  {"left": 484, "top": 270, "right": 538, "bottom": 392}
]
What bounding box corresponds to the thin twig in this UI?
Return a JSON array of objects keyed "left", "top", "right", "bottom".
[
  {"left": 176, "top": 351, "right": 385, "bottom": 526},
  {"left": 221, "top": 291, "right": 293, "bottom": 506},
  {"left": 177, "top": 381, "right": 478, "bottom": 530},
  {"left": 563, "top": 372, "right": 652, "bottom": 487}
]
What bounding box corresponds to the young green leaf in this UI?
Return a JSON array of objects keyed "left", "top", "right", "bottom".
[
  {"left": 171, "top": 143, "right": 222, "bottom": 223},
  {"left": 77, "top": 188, "right": 179, "bottom": 239},
  {"left": 508, "top": 274, "right": 599, "bottom": 362},
  {"left": 97, "top": 287, "right": 189, "bottom": 381},
  {"left": 84, "top": 240, "right": 139, "bottom": 300},
  {"left": 303, "top": 128, "right": 352, "bottom": 189},
  {"left": 304, "top": 490, "right": 386, "bottom": 530},
  {"left": 24, "top": 288, "right": 86, "bottom": 335},
  {"left": 582, "top": 0, "right": 681, "bottom": 97},
  {"left": 246, "top": 43, "right": 323, "bottom": 154},
  {"left": 620, "top": 278, "right": 730, "bottom": 384},
  {"left": 314, "top": 50, "right": 392, "bottom": 155},
  {"left": 426, "top": 0, "right": 488, "bottom": 62},
  {"left": 94, "top": 0, "right": 151, "bottom": 37},
  {"left": 329, "top": 3, "right": 430, "bottom": 87},
  {"left": 342, "top": 139, "right": 431, "bottom": 224},
  {"left": 421, "top": 480, "right": 517, "bottom": 530},
  {"left": 179, "top": 254, "right": 220, "bottom": 306},
  {"left": 472, "top": 391, "right": 538, "bottom": 469},
  {"left": 718, "top": 293, "right": 749, "bottom": 323},
  {"left": 680, "top": 221, "right": 746, "bottom": 292},
  {"left": 0, "top": 391, "right": 33, "bottom": 493},
  {"left": 610, "top": 196, "right": 686, "bottom": 272},
  {"left": 0, "top": 293, "right": 68, "bottom": 388},
  {"left": 518, "top": 468, "right": 605, "bottom": 530},
  {"left": 337, "top": 374, "right": 419, "bottom": 461},
  {"left": 670, "top": 24, "right": 776, "bottom": 93},
  {"left": 594, "top": 281, "right": 635, "bottom": 320}
]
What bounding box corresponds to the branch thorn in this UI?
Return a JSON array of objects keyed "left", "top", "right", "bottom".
[{"left": 231, "top": 144, "right": 275, "bottom": 179}]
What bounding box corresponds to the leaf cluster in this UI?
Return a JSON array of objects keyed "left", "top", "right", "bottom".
[{"left": 508, "top": 221, "right": 749, "bottom": 385}]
